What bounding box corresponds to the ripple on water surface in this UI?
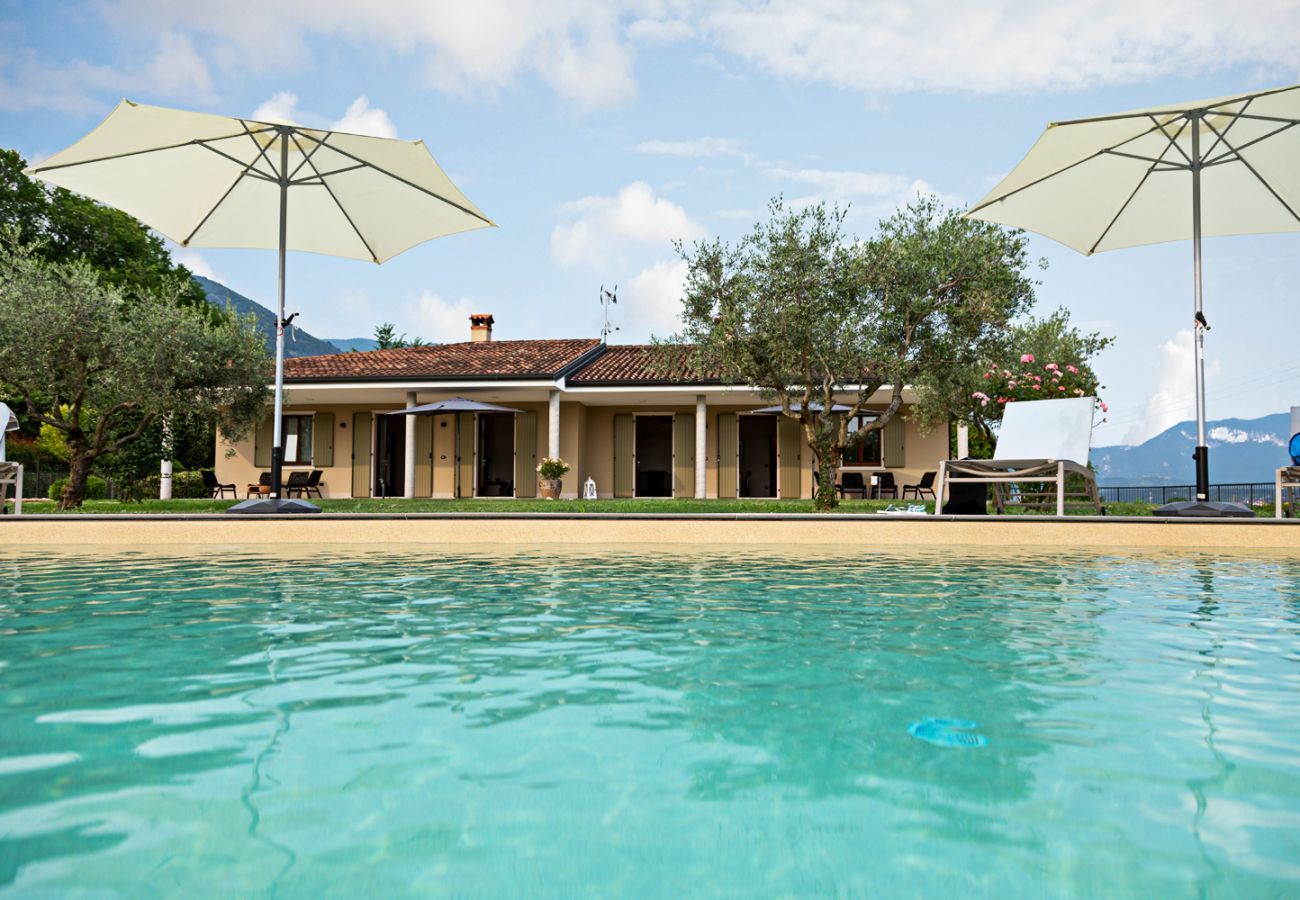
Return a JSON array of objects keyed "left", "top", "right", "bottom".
[{"left": 1, "top": 545, "right": 1299, "bottom": 896}]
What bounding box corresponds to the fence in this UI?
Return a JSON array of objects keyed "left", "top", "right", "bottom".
[
  {"left": 1097, "top": 482, "right": 1278, "bottom": 506},
  {"left": 20, "top": 467, "right": 130, "bottom": 501}
]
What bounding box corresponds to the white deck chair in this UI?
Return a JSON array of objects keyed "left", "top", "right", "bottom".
[
  {"left": 0, "top": 402, "right": 21, "bottom": 515},
  {"left": 935, "top": 397, "right": 1102, "bottom": 517}
]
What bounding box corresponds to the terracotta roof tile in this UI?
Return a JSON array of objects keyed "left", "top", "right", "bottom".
[
  {"left": 285, "top": 339, "right": 601, "bottom": 381},
  {"left": 567, "top": 344, "right": 724, "bottom": 385}
]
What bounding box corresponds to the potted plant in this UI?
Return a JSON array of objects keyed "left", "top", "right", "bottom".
[{"left": 536, "top": 457, "right": 570, "bottom": 500}]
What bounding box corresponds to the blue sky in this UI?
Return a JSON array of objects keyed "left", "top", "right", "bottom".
[{"left": 2, "top": 0, "right": 1298, "bottom": 445}]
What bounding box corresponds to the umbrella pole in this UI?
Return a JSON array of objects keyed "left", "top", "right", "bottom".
[
  {"left": 270, "top": 129, "right": 288, "bottom": 499},
  {"left": 1191, "top": 116, "right": 1210, "bottom": 502}
]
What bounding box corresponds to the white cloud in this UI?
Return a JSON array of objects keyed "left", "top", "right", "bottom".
[
  {"left": 635, "top": 136, "right": 745, "bottom": 158},
  {"left": 1208, "top": 426, "right": 1247, "bottom": 444},
  {"left": 0, "top": 32, "right": 212, "bottom": 113},
  {"left": 251, "top": 91, "right": 301, "bottom": 124},
  {"left": 411, "top": 291, "right": 478, "bottom": 343},
  {"left": 172, "top": 248, "right": 218, "bottom": 280},
  {"left": 1123, "top": 329, "right": 1222, "bottom": 444},
  {"left": 621, "top": 259, "right": 689, "bottom": 340},
  {"left": 627, "top": 18, "right": 695, "bottom": 43},
  {"left": 763, "top": 166, "right": 912, "bottom": 200},
  {"left": 551, "top": 181, "right": 703, "bottom": 268},
  {"left": 331, "top": 96, "right": 397, "bottom": 138},
  {"left": 698, "top": 1, "right": 1300, "bottom": 96}
]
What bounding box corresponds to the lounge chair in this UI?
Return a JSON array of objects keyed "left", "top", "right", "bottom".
[
  {"left": 875, "top": 471, "right": 898, "bottom": 499},
  {"left": 298, "top": 469, "right": 324, "bottom": 499},
  {"left": 202, "top": 469, "right": 236, "bottom": 498},
  {"left": 246, "top": 472, "right": 271, "bottom": 498},
  {"left": 838, "top": 472, "right": 869, "bottom": 500},
  {"left": 283, "top": 470, "right": 310, "bottom": 497},
  {"left": 935, "top": 397, "right": 1102, "bottom": 516},
  {"left": 0, "top": 403, "right": 20, "bottom": 515},
  {"left": 903, "top": 471, "right": 937, "bottom": 500}
]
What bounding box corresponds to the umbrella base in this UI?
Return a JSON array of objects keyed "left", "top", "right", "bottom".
[
  {"left": 226, "top": 498, "right": 322, "bottom": 515},
  {"left": 1154, "top": 500, "right": 1254, "bottom": 518}
]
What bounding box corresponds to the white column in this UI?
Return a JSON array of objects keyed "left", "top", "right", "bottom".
[
  {"left": 403, "top": 391, "right": 417, "bottom": 499},
  {"left": 695, "top": 394, "right": 707, "bottom": 499},
  {"left": 548, "top": 390, "right": 561, "bottom": 459},
  {"left": 159, "top": 415, "right": 173, "bottom": 500},
  {"left": 956, "top": 422, "right": 970, "bottom": 459}
]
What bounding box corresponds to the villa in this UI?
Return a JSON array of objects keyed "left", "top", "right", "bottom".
[{"left": 216, "top": 314, "right": 950, "bottom": 499}]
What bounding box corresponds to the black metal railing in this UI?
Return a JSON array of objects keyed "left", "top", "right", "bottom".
[{"left": 1098, "top": 482, "right": 1277, "bottom": 506}]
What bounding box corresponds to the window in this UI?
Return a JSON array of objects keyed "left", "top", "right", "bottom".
[
  {"left": 282, "top": 415, "right": 314, "bottom": 465},
  {"left": 843, "top": 414, "right": 881, "bottom": 466}
]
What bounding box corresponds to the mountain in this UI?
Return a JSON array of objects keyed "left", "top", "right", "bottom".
[
  {"left": 195, "top": 275, "right": 341, "bottom": 358},
  {"left": 325, "top": 337, "right": 380, "bottom": 352},
  {"left": 1093, "top": 412, "right": 1295, "bottom": 485}
]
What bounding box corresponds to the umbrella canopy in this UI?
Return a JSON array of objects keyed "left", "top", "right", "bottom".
[
  {"left": 750, "top": 403, "right": 853, "bottom": 414},
  {"left": 966, "top": 83, "right": 1300, "bottom": 513},
  {"left": 384, "top": 397, "right": 522, "bottom": 416},
  {"left": 25, "top": 100, "right": 494, "bottom": 509}
]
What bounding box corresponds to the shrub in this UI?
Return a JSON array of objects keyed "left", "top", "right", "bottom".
[
  {"left": 48, "top": 475, "right": 107, "bottom": 501},
  {"left": 137, "top": 469, "right": 210, "bottom": 499},
  {"left": 537, "top": 457, "right": 570, "bottom": 480}
]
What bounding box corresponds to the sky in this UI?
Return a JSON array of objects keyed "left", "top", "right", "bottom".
[{"left": 2, "top": 0, "right": 1298, "bottom": 446}]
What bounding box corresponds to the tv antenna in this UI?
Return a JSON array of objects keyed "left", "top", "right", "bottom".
[{"left": 599, "top": 284, "right": 619, "bottom": 342}]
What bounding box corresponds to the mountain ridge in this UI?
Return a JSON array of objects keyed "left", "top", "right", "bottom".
[
  {"left": 1093, "top": 412, "right": 1296, "bottom": 485},
  {"left": 195, "top": 275, "right": 342, "bottom": 358}
]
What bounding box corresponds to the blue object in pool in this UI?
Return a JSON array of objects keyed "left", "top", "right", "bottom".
[
  {"left": 909, "top": 717, "right": 988, "bottom": 748},
  {"left": 1289, "top": 432, "right": 1300, "bottom": 465}
]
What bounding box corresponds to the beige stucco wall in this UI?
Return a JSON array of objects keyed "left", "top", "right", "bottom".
[{"left": 217, "top": 400, "right": 951, "bottom": 501}]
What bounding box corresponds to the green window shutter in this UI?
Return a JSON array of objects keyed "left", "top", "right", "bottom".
[
  {"left": 312, "top": 412, "right": 334, "bottom": 467},
  {"left": 778, "top": 417, "right": 802, "bottom": 498},
  {"left": 456, "top": 412, "right": 475, "bottom": 498},
  {"left": 254, "top": 414, "right": 273, "bottom": 468},
  {"left": 673, "top": 414, "right": 694, "bottom": 498},
  {"left": 514, "top": 411, "right": 537, "bottom": 498},
  {"left": 414, "top": 415, "right": 433, "bottom": 497},
  {"left": 613, "top": 414, "right": 634, "bottom": 498},
  {"left": 716, "top": 413, "right": 737, "bottom": 499},
  {"left": 883, "top": 416, "right": 907, "bottom": 469},
  {"left": 351, "top": 412, "right": 372, "bottom": 497}
]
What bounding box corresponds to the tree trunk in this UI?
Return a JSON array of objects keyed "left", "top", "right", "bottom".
[
  {"left": 59, "top": 451, "right": 93, "bottom": 510},
  {"left": 812, "top": 440, "right": 841, "bottom": 511}
]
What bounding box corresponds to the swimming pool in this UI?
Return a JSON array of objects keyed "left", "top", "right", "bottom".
[{"left": 2, "top": 546, "right": 1298, "bottom": 895}]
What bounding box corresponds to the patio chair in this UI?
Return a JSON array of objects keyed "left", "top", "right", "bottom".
[
  {"left": 202, "top": 469, "right": 236, "bottom": 498},
  {"left": 903, "top": 471, "right": 937, "bottom": 500},
  {"left": 283, "top": 470, "right": 310, "bottom": 497},
  {"left": 875, "top": 472, "right": 898, "bottom": 500},
  {"left": 245, "top": 472, "right": 271, "bottom": 498},
  {"left": 935, "top": 397, "right": 1102, "bottom": 516},
  {"left": 300, "top": 469, "right": 324, "bottom": 499},
  {"left": 838, "top": 472, "right": 869, "bottom": 500}
]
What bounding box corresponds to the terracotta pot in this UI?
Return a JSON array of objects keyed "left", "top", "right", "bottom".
[{"left": 540, "top": 478, "right": 563, "bottom": 500}]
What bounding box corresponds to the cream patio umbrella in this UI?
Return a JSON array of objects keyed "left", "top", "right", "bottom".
[
  {"left": 966, "top": 83, "right": 1300, "bottom": 517},
  {"left": 25, "top": 99, "right": 494, "bottom": 512}
]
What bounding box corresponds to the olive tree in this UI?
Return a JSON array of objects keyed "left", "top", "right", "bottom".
[
  {"left": 0, "top": 237, "right": 270, "bottom": 508},
  {"left": 674, "top": 197, "right": 1036, "bottom": 509}
]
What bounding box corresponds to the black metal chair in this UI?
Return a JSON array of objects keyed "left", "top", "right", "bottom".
[
  {"left": 284, "top": 470, "right": 310, "bottom": 497},
  {"left": 875, "top": 471, "right": 898, "bottom": 499},
  {"left": 301, "top": 469, "right": 324, "bottom": 498},
  {"left": 245, "top": 471, "right": 271, "bottom": 498},
  {"left": 838, "top": 472, "right": 869, "bottom": 500},
  {"left": 903, "top": 471, "right": 937, "bottom": 500},
  {"left": 202, "top": 469, "right": 236, "bottom": 498}
]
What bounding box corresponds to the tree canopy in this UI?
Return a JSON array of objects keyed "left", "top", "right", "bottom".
[
  {"left": 674, "top": 196, "right": 1037, "bottom": 508},
  {"left": 0, "top": 236, "right": 270, "bottom": 508}
]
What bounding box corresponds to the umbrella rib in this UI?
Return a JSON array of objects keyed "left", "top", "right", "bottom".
[
  {"left": 1148, "top": 114, "right": 1193, "bottom": 166},
  {"left": 292, "top": 131, "right": 493, "bottom": 226},
  {"left": 238, "top": 123, "right": 285, "bottom": 182},
  {"left": 290, "top": 163, "right": 367, "bottom": 184},
  {"left": 196, "top": 142, "right": 279, "bottom": 183},
  {"left": 1200, "top": 97, "right": 1253, "bottom": 162},
  {"left": 291, "top": 133, "right": 380, "bottom": 263},
  {"left": 1049, "top": 83, "right": 1300, "bottom": 126},
  {"left": 180, "top": 155, "right": 263, "bottom": 247},
  {"left": 286, "top": 129, "right": 331, "bottom": 182},
  {"left": 1201, "top": 120, "right": 1300, "bottom": 225},
  {"left": 1204, "top": 120, "right": 1299, "bottom": 167},
  {"left": 1089, "top": 118, "right": 1192, "bottom": 254},
  {"left": 968, "top": 117, "right": 1178, "bottom": 214},
  {"left": 27, "top": 127, "right": 277, "bottom": 174}
]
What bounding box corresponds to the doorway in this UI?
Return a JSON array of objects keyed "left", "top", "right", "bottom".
[
  {"left": 739, "top": 415, "right": 777, "bottom": 498},
  {"left": 635, "top": 415, "right": 674, "bottom": 497},
  {"left": 374, "top": 414, "right": 405, "bottom": 497},
  {"left": 476, "top": 412, "right": 515, "bottom": 497}
]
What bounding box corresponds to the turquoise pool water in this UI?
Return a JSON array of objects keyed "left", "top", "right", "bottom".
[{"left": 1, "top": 546, "right": 1298, "bottom": 896}]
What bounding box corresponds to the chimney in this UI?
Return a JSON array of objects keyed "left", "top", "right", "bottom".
[{"left": 470, "top": 313, "right": 494, "bottom": 342}]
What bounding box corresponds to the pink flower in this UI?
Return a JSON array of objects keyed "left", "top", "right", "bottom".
[
  {"left": 1066, "top": 365, "right": 1078, "bottom": 374},
  {"left": 1007, "top": 381, "right": 1017, "bottom": 388},
  {"left": 983, "top": 372, "right": 991, "bottom": 379},
  {"left": 997, "top": 397, "right": 1007, "bottom": 404},
  {"left": 972, "top": 391, "right": 990, "bottom": 407},
  {"left": 1033, "top": 375, "right": 1042, "bottom": 382},
  {"left": 1073, "top": 388, "right": 1084, "bottom": 396},
  {"left": 1045, "top": 363, "right": 1059, "bottom": 371},
  {"left": 1020, "top": 353, "right": 1035, "bottom": 363},
  {"left": 1100, "top": 401, "right": 1109, "bottom": 413},
  {"left": 1058, "top": 386, "right": 1065, "bottom": 392},
  {"left": 1032, "top": 384, "right": 1041, "bottom": 390}
]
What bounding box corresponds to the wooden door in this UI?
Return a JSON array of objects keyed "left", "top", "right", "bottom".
[
  {"left": 613, "top": 413, "right": 634, "bottom": 498},
  {"left": 413, "top": 415, "right": 433, "bottom": 497},
  {"left": 778, "top": 416, "right": 801, "bottom": 499},
  {"left": 456, "top": 412, "right": 475, "bottom": 497},
  {"left": 351, "top": 412, "right": 371, "bottom": 497},
  {"left": 515, "top": 411, "right": 537, "bottom": 498},
  {"left": 716, "top": 413, "right": 737, "bottom": 499},
  {"left": 673, "top": 414, "right": 694, "bottom": 498}
]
